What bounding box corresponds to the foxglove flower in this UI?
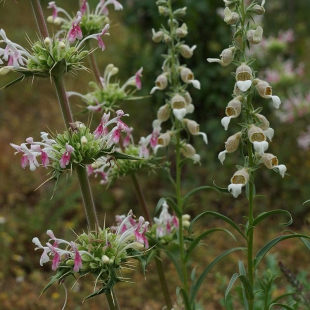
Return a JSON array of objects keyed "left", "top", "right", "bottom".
[
  {"left": 228, "top": 168, "right": 249, "bottom": 198},
  {"left": 207, "top": 47, "right": 236, "bottom": 66}
]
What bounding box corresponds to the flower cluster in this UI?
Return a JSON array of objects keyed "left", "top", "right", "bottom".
[
  {"left": 10, "top": 111, "right": 130, "bottom": 181},
  {"left": 149, "top": 0, "right": 207, "bottom": 162},
  {"left": 47, "top": 0, "right": 121, "bottom": 39},
  {"left": 149, "top": 200, "right": 190, "bottom": 245},
  {"left": 32, "top": 211, "right": 148, "bottom": 296},
  {"left": 67, "top": 64, "right": 143, "bottom": 113},
  {"left": 207, "top": 0, "right": 287, "bottom": 198}
]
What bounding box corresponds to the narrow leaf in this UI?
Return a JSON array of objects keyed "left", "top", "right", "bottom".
[
  {"left": 41, "top": 267, "right": 73, "bottom": 294},
  {"left": 213, "top": 181, "right": 229, "bottom": 193},
  {"left": 166, "top": 197, "right": 182, "bottom": 217},
  {"left": 154, "top": 197, "right": 167, "bottom": 216},
  {"left": 239, "top": 275, "right": 254, "bottom": 300},
  {"left": 225, "top": 273, "right": 240, "bottom": 302},
  {"left": 185, "top": 228, "right": 236, "bottom": 263},
  {"left": 179, "top": 288, "right": 192, "bottom": 310},
  {"left": 269, "top": 303, "right": 295, "bottom": 310},
  {"left": 189, "top": 211, "right": 246, "bottom": 240},
  {"left": 182, "top": 186, "right": 220, "bottom": 205},
  {"left": 252, "top": 210, "right": 293, "bottom": 227}
]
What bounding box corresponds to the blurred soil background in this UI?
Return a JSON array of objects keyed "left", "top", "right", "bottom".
[{"left": 1, "top": 0, "right": 310, "bottom": 309}]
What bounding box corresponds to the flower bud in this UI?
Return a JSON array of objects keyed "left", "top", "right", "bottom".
[
  {"left": 224, "top": 7, "right": 239, "bottom": 25},
  {"left": 231, "top": 168, "right": 249, "bottom": 185},
  {"left": 182, "top": 220, "right": 191, "bottom": 228},
  {"left": 0, "top": 67, "right": 10, "bottom": 75},
  {"left": 47, "top": 16, "right": 54, "bottom": 23},
  {"left": 81, "top": 136, "right": 88, "bottom": 145},
  {"left": 256, "top": 114, "right": 269, "bottom": 131},
  {"left": 152, "top": 29, "right": 164, "bottom": 43},
  {"left": 158, "top": 6, "right": 169, "bottom": 16},
  {"left": 181, "top": 143, "right": 196, "bottom": 158},
  {"left": 171, "top": 94, "right": 186, "bottom": 109},
  {"left": 173, "top": 7, "right": 187, "bottom": 18},
  {"left": 102, "top": 255, "right": 110, "bottom": 264},
  {"left": 182, "top": 214, "right": 191, "bottom": 221},
  {"left": 175, "top": 23, "right": 188, "bottom": 38},
  {"left": 157, "top": 104, "right": 170, "bottom": 122},
  {"left": 180, "top": 44, "right": 196, "bottom": 59},
  {"left": 248, "top": 124, "right": 266, "bottom": 142},
  {"left": 184, "top": 92, "right": 192, "bottom": 105},
  {"left": 58, "top": 41, "right": 66, "bottom": 50},
  {"left": 253, "top": 1, "right": 265, "bottom": 15},
  {"left": 225, "top": 132, "right": 242, "bottom": 153},
  {"left": 247, "top": 26, "right": 263, "bottom": 44},
  {"left": 163, "top": 34, "right": 171, "bottom": 44},
  {"left": 44, "top": 37, "right": 52, "bottom": 47},
  {"left": 111, "top": 67, "right": 119, "bottom": 75},
  {"left": 225, "top": 97, "right": 243, "bottom": 117}
]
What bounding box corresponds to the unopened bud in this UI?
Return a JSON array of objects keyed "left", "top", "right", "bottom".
[
  {"left": 184, "top": 92, "right": 192, "bottom": 105},
  {"left": 176, "top": 23, "right": 188, "bottom": 38},
  {"left": 248, "top": 124, "right": 266, "bottom": 142},
  {"left": 44, "top": 37, "right": 52, "bottom": 46},
  {"left": 173, "top": 7, "right": 187, "bottom": 18},
  {"left": 81, "top": 136, "right": 88, "bottom": 145},
  {"left": 158, "top": 6, "right": 169, "bottom": 16},
  {"left": 47, "top": 16, "right": 54, "bottom": 23},
  {"left": 182, "top": 214, "right": 191, "bottom": 221},
  {"left": 157, "top": 104, "right": 170, "bottom": 122},
  {"left": 152, "top": 29, "right": 164, "bottom": 43},
  {"left": 181, "top": 143, "right": 196, "bottom": 158},
  {"left": 0, "top": 67, "right": 10, "bottom": 75},
  {"left": 247, "top": 26, "right": 263, "bottom": 44},
  {"left": 58, "top": 41, "right": 66, "bottom": 50},
  {"left": 180, "top": 44, "right": 196, "bottom": 59},
  {"left": 111, "top": 67, "right": 119, "bottom": 75},
  {"left": 225, "top": 132, "right": 242, "bottom": 153},
  {"left": 224, "top": 7, "right": 239, "bottom": 25},
  {"left": 207, "top": 47, "right": 236, "bottom": 66},
  {"left": 163, "top": 34, "right": 171, "bottom": 44},
  {"left": 182, "top": 220, "right": 191, "bottom": 228},
  {"left": 171, "top": 94, "right": 186, "bottom": 109},
  {"left": 253, "top": 4, "right": 265, "bottom": 15},
  {"left": 102, "top": 255, "right": 110, "bottom": 263}
]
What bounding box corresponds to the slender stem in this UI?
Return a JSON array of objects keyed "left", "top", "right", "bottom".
[
  {"left": 86, "top": 41, "right": 102, "bottom": 86},
  {"left": 29, "top": 0, "right": 49, "bottom": 38},
  {"left": 76, "top": 165, "right": 99, "bottom": 230},
  {"left": 53, "top": 76, "right": 74, "bottom": 125},
  {"left": 105, "top": 290, "right": 120, "bottom": 310}
]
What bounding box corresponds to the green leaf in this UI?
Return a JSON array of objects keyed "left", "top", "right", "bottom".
[
  {"left": 154, "top": 197, "right": 167, "bottom": 216},
  {"left": 179, "top": 288, "right": 192, "bottom": 310},
  {"left": 190, "top": 247, "right": 245, "bottom": 304},
  {"left": 239, "top": 275, "right": 254, "bottom": 301},
  {"left": 254, "top": 234, "right": 310, "bottom": 269},
  {"left": 41, "top": 267, "right": 73, "bottom": 294},
  {"left": 182, "top": 186, "right": 220, "bottom": 205},
  {"left": 269, "top": 303, "right": 296, "bottom": 310},
  {"left": 213, "top": 181, "right": 229, "bottom": 193},
  {"left": 252, "top": 210, "right": 293, "bottom": 227},
  {"left": 185, "top": 229, "right": 236, "bottom": 263},
  {"left": 189, "top": 211, "right": 246, "bottom": 240},
  {"left": 303, "top": 199, "right": 310, "bottom": 205},
  {"left": 165, "top": 197, "right": 182, "bottom": 217},
  {"left": 225, "top": 273, "right": 239, "bottom": 302},
  {"left": 269, "top": 292, "right": 302, "bottom": 306}
]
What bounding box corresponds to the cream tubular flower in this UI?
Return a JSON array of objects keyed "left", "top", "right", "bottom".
[
  {"left": 253, "top": 0, "right": 265, "bottom": 15},
  {"left": 171, "top": 94, "right": 187, "bottom": 120},
  {"left": 253, "top": 79, "right": 281, "bottom": 108},
  {"left": 180, "top": 67, "right": 200, "bottom": 89},
  {"left": 180, "top": 44, "right": 196, "bottom": 59},
  {"left": 218, "top": 132, "right": 242, "bottom": 164},
  {"left": 157, "top": 104, "right": 170, "bottom": 122},
  {"left": 207, "top": 47, "right": 236, "bottom": 67},
  {"left": 176, "top": 23, "right": 188, "bottom": 38},
  {"left": 224, "top": 7, "right": 239, "bottom": 25},
  {"left": 261, "top": 153, "right": 287, "bottom": 177},
  {"left": 183, "top": 119, "right": 208, "bottom": 144},
  {"left": 248, "top": 124, "right": 268, "bottom": 155},
  {"left": 152, "top": 29, "right": 164, "bottom": 43},
  {"left": 236, "top": 63, "right": 253, "bottom": 92},
  {"left": 150, "top": 74, "right": 168, "bottom": 94},
  {"left": 247, "top": 26, "right": 263, "bottom": 44},
  {"left": 228, "top": 168, "right": 249, "bottom": 198},
  {"left": 221, "top": 96, "right": 243, "bottom": 130},
  {"left": 256, "top": 114, "right": 274, "bottom": 141},
  {"left": 184, "top": 92, "right": 195, "bottom": 114},
  {"left": 154, "top": 131, "right": 172, "bottom": 154},
  {"left": 181, "top": 143, "right": 200, "bottom": 162}
]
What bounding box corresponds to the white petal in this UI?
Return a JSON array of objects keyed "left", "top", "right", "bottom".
[
  {"left": 228, "top": 184, "right": 243, "bottom": 198},
  {"left": 190, "top": 80, "right": 201, "bottom": 89},
  {"left": 253, "top": 141, "right": 268, "bottom": 156},
  {"left": 221, "top": 116, "right": 232, "bottom": 131},
  {"left": 191, "top": 154, "right": 201, "bottom": 162},
  {"left": 197, "top": 132, "right": 208, "bottom": 145},
  {"left": 271, "top": 95, "right": 281, "bottom": 109},
  {"left": 32, "top": 237, "right": 43, "bottom": 248},
  {"left": 207, "top": 58, "right": 222, "bottom": 65},
  {"left": 273, "top": 164, "right": 287, "bottom": 178},
  {"left": 153, "top": 145, "right": 163, "bottom": 155},
  {"left": 218, "top": 150, "right": 227, "bottom": 164},
  {"left": 264, "top": 128, "right": 274, "bottom": 141},
  {"left": 150, "top": 86, "right": 159, "bottom": 94},
  {"left": 236, "top": 80, "right": 252, "bottom": 92},
  {"left": 186, "top": 104, "right": 195, "bottom": 114},
  {"left": 173, "top": 108, "right": 187, "bottom": 120}
]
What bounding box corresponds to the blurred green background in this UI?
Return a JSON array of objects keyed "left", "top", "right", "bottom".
[{"left": 1, "top": 0, "right": 310, "bottom": 309}]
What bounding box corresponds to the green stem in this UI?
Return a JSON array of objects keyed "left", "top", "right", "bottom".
[
  {"left": 86, "top": 41, "right": 102, "bottom": 86},
  {"left": 75, "top": 165, "right": 99, "bottom": 230},
  {"left": 105, "top": 289, "right": 120, "bottom": 310},
  {"left": 53, "top": 76, "right": 74, "bottom": 125},
  {"left": 29, "top": 0, "right": 49, "bottom": 38}
]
